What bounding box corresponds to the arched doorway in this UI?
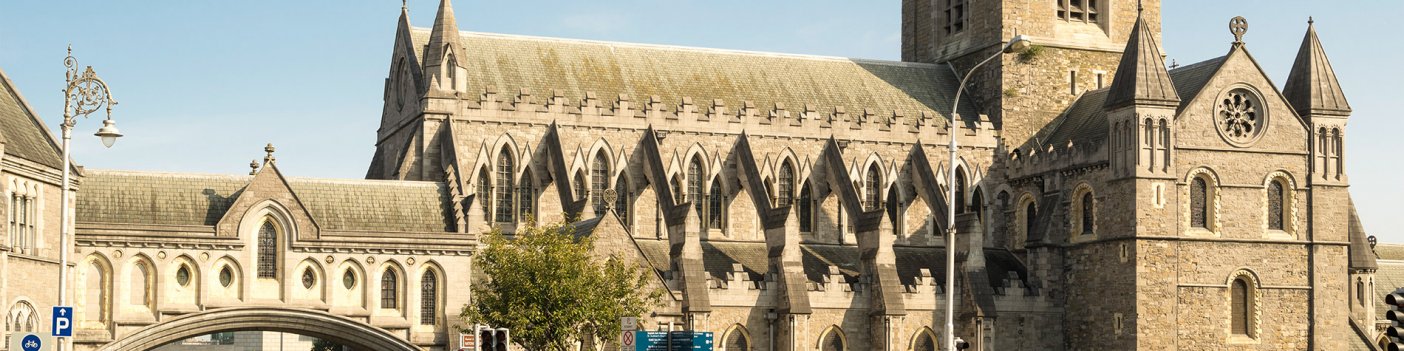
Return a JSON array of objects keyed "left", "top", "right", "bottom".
[{"left": 96, "top": 307, "right": 418, "bottom": 351}]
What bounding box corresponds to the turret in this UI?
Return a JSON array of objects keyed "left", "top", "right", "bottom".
[
  {"left": 1104, "top": 5, "right": 1179, "bottom": 180},
  {"left": 423, "top": 0, "right": 469, "bottom": 95},
  {"left": 1283, "top": 18, "right": 1350, "bottom": 184}
]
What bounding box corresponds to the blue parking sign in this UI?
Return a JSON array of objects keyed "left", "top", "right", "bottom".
[{"left": 50, "top": 306, "right": 72, "bottom": 337}]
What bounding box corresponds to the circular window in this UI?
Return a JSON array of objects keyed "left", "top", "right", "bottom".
[
  {"left": 1215, "top": 88, "right": 1267, "bottom": 147},
  {"left": 219, "top": 266, "right": 234, "bottom": 287},
  {"left": 176, "top": 265, "right": 191, "bottom": 287},
  {"left": 343, "top": 270, "right": 357, "bottom": 289},
  {"left": 302, "top": 268, "right": 316, "bottom": 289}
]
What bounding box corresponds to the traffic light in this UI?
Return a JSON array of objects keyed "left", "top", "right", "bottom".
[
  {"left": 953, "top": 337, "right": 971, "bottom": 350},
  {"left": 1385, "top": 293, "right": 1404, "bottom": 351},
  {"left": 476, "top": 325, "right": 511, "bottom": 351}
]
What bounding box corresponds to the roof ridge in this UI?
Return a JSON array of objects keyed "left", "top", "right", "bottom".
[
  {"left": 88, "top": 169, "right": 444, "bottom": 186},
  {"left": 410, "top": 27, "right": 943, "bottom": 69}
]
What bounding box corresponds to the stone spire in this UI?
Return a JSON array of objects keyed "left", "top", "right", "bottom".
[
  {"left": 422, "top": 0, "right": 468, "bottom": 90},
  {"left": 1103, "top": 7, "right": 1180, "bottom": 109},
  {"left": 1282, "top": 18, "right": 1351, "bottom": 117}
]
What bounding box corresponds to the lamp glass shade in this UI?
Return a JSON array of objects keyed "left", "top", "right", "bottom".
[
  {"left": 95, "top": 119, "right": 122, "bottom": 148},
  {"left": 1006, "top": 35, "right": 1033, "bottom": 53}
]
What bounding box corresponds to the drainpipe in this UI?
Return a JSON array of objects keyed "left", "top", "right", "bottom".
[
  {"left": 884, "top": 316, "right": 893, "bottom": 351},
  {"left": 766, "top": 309, "right": 777, "bottom": 351}
]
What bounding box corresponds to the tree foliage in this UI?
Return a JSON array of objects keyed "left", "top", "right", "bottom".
[
  {"left": 463, "top": 220, "right": 662, "bottom": 351},
  {"left": 310, "top": 339, "right": 344, "bottom": 351}
]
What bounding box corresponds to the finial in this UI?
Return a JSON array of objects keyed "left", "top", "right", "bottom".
[
  {"left": 402, "top": 0, "right": 407, "bottom": 11},
  {"left": 249, "top": 160, "right": 260, "bottom": 175},
  {"left": 1229, "top": 16, "right": 1248, "bottom": 44},
  {"left": 1169, "top": 59, "right": 1179, "bottom": 70},
  {"left": 1137, "top": 0, "right": 1143, "bottom": 13},
  {"left": 1308, "top": 16, "right": 1314, "bottom": 25},
  {"left": 264, "top": 143, "right": 276, "bottom": 164}
]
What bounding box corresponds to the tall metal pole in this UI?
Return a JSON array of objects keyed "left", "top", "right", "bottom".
[
  {"left": 944, "top": 38, "right": 1022, "bottom": 350},
  {"left": 56, "top": 46, "right": 123, "bottom": 351}
]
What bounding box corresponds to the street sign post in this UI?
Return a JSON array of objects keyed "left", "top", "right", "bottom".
[
  {"left": 634, "top": 331, "right": 713, "bottom": 351},
  {"left": 51, "top": 306, "right": 72, "bottom": 337},
  {"left": 7, "top": 332, "right": 51, "bottom": 351},
  {"left": 621, "top": 317, "right": 639, "bottom": 349}
]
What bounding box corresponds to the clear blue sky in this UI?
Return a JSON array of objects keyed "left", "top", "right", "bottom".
[{"left": 1, "top": 1, "right": 1399, "bottom": 242}]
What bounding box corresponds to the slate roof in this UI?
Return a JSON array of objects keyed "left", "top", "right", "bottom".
[
  {"left": 1168, "top": 56, "right": 1227, "bottom": 111},
  {"left": 0, "top": 69, "right": 63, "bottom": 169},
  {"left": 409, "top": 29, "right": 979, "bottom": 127},
  {"left": 76, "top": 170, "right": 454, "bottom": 233},
  {"left": 1036, "top": 89, "right": 1110, "bottom": 147},
  {"left": 1375, "top": 260, "right": 1404, "bottom": 321},
  {"left": 1349, "top": 200, "right": 1378, "bottom": 270},
  {"left": 1283, "top": 21, "right": 1351, "bottom": 116},
  {"left": 1103, "top": 11, "right": 1179, "bottom": 109}
]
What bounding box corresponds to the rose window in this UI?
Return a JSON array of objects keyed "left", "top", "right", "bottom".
[{"left": 1216, "top": 89, "right": 1267, "bottom": 146}]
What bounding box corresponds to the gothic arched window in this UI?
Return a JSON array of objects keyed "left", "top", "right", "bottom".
[
  {"left": 1022, "top": 201, "right": 1037, "bottom": 248},
  {"left": 1231, "top": 277, "right": 1251, "bottom": 336},
  {"left": 421, "top": 270, "right": 438, "bottom": 325},
  {"left": 708, "top": 177, "right": 724, "bottom": 230},
  {"left": 574, "top": 171, "right": 587, "bottom": 202},
  {"left": 688, "top": 158, "right": 704, "bottom": 216},
  {"left": 257, "top": 221, "right": 277, "bottom": 279},
  {"left": 1267, "top": 179, "right": 1285, "bottom": 230},
  {"left": 778, "top": 161, "right": 795, "bottom": 207},
  {"left": 820, "top": 326, "right": 846, "bottom": 351},
  {"left": 381, "top": 269, "right": 399, "bottom": 310},
  {"left": 5, "top": 301, "right": 38, "bottom": 336},
  {"left": 518, "top": 170, "right": 535, "bottom": 221},
  {"left": 864, "top": 165, "right": 881, "bottom": 211},
  {"left": 1081, "top": 192, "right": 1094, "bottom": 235},
  {"left": 495, "top": 148, "right": 515, "bottom": 223},
  {"left": 592, "top": 153, "right": 611, "bottom": 217},
  {"left": 954, "top": 167, "right": 967, "bottom": 213},
  {"left": 1191, "top": 177, "right": 1209, "bottom": 229},
  {"left": 912, "top": 329, "right": 937, "bottom": 351},
  {"left": 670, "top": 175, "right": 683, "bottom": 204},
  {"left": 614, "top": 175, "right": 631, "bottom": 226},
  {"left": 478, "top": 168, "right": 491, "bottom": 219},
  {"left": 444, "top": 51, "right": 458, "bottom": 89},
  {"left": 723, "top": 325, "right": 750, "bottom": 351},
  {"left": 798, "top": 184, "right": 814, "bottom": 233}
]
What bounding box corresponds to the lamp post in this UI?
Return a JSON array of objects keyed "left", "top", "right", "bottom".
[
  {"left": 57, "top": 46, "right": 123, "bottom": 351},
  {"left": 943, "top": 35, "right": 1029, "bottom": 351}
]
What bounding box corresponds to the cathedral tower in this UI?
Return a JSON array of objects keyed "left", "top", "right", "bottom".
[{"left": 901, "top": 0, "right": 1158, "bottom": 144}]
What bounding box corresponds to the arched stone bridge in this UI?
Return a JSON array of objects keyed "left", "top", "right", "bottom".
[{"left": 71, "top": 164, "right": 476, "bottom": 350}]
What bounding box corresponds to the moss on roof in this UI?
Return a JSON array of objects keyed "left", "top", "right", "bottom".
[
  {"left": 412, "top": 29, "right": 978, "bottom": 127},
  {"left": 0, "top": 70, "right": 62, "bottom": 168},
  {"left": 77, "top": 170, "right": 453, "bottom": 233}
]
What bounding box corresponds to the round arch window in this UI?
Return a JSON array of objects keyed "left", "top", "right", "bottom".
[
  {"left": 302, "top": 268, "right": 316, "bottom": 289},
  {"left": 343, "top": 270, "right": 357, "bottom": 289},
  {"left": 1215, "top": 87, "right": 1268, "bottom": 147},
  {"left": 218, "top": 266, "right": 234, "bottom": 287},
  {"left": 175, "top": 265, "right": 191, "bottom": 287}
]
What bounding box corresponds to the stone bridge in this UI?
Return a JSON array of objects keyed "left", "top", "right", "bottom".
[{"left": 70, "top": 162, "right": 475, "bottom": 350}]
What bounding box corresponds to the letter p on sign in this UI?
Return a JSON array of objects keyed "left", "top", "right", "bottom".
[{"left": 51, "top": 307, "right": 72, "bottom": 337}]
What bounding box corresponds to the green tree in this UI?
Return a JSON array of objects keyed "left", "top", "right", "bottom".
[
  {"left": 310, "top": 339, "right": 344, "bottom": 351},
  {"left": 463, "top": 220, "right": 661, "bottom": 351}
]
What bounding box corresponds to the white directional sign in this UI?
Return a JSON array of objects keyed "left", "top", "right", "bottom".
[
  {"left": 7, "top": 332, "right": 51, "bottom": 351},
  {"left": 51, "top": 307, "right": 72, "bottom": 337}
]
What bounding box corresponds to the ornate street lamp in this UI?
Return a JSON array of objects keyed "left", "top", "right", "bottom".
[
  {"left": 943, "top": 34, "right": 1030, "bottom": 351},
  {"left": 57, "top": 46, "right": 124, "bottom": 351}
]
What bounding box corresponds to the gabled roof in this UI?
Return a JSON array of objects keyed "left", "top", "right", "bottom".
[
  {"left": 407, "top": 29, "right": 977, "bottom": 127},
  {"left": 1167, "top": 56, "right": 1227, "bottom": 111},
  {"left": 1103, "top": 9, "right": 1180, "bottom": 109},
  {"left": 1282, "top": 20, "right": 1351, "bottom": 117},
  {"left": 1036, "top": 89, "right": 1110, "bottom": 146},
  {"left": 76, "top": 170, "right": 454, "bottom": 233},
  {"left": 1348, "top": 199, "right": 1378, "bottom": 270},
  {"left": 0, "top": 68, "right": 63, "bottom": 169}
]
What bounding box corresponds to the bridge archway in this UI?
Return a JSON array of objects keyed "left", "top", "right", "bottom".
[{"left": 95, "top": 307, "right": 419, "bottom": 351}]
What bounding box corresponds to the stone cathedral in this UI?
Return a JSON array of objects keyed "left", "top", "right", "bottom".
[
  {"left": 364, "top": 0, "right": 1380, "bottom": 349},
  {"left": 0, "top": 0, "right": 1385, "bottom": 350}
]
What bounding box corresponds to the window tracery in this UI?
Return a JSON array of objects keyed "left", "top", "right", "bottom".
[
  {"left": 592, "top": 153, "right": 610, "bottom": 217},
  {"left": 257, "top": 221, "right": 277, "bottom": 279},
  {"left": 1216, "top": 88, "right": 1267, "bottom": 147},
  {"left": 496, "top": 148, "right": 515, "bottom": 223}
]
